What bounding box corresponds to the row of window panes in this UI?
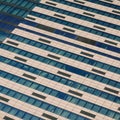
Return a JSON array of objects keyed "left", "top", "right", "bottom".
[
  {"left": 0, "top": 0, "right": 35, "bottom": 9},
  {"left": 1, "top": 49, "right": 120, "bottom": 90},
  {"left": 0, "top": 102, "right": 43, "bottom": 120},
  {"left": 7, "top": 34, "right": 120, "bottom": 75},
  {"left": 0, "top": 55, "right": 120, "bottom": 98},
  {"left": 1, "top": 12, "right": 118, "bottom": 54},
  {"left": 29, "top": 11, "right": 120, "bottom": 41},
  {"left": 0, "top": 86, "right": 120, "bottom": 120},
  {"left": 0, "top": 19, "right": 119, "bottom": 67},
  {"left": 83, "top": 0, "right": 120, "bottom": 10},
  {"left": 50, "top": 0, "right": 120, "bottom": 20},
  {"left": 0, "top": 86, "right": 90, "bottom": 120},
  {"left": 1, "top": 20, "right": 119, "bottom": 62},
  {"left": 0, "top": 0, "right": 39, "bottom": 17},
  {"left": 11, "top": 17, "right": 120, "bottom": 54},
  {"left": 0, "top": 13, "right": 21, "bottom": 25},
  {"left": 0, "top": 4, "right": 28, "bottom": 17},
  {"left": 0, "top": 69, "right": 119, "bottom": 106},
  {"left": 37, "top": 3, "right": 120, "bottom": 30},
  {"left": 18, "top": 27, "right": 120, "bottom": 61}
]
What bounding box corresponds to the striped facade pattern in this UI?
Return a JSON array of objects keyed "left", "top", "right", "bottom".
[{"left": 0, "top": 0, "right": 120, "bottom": 120}]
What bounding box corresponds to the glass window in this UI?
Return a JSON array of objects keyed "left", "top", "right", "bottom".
[
  {"left": 8, "top": 90, "right": 16, "bottom": 97},
  {"left": 24, "top": 81, "right": 32, "bottom": 87},
  {"left": 60, "top": 78, "right": 67, "bottom": 84},
  {"left": 44, "top": 88, "right": 52, "bottom": 94},
  {"left": 34, "top": 101, "right": 42, "bottom": 107},
  {"left": 50, "top": 90, "right": 58, "bottom": 96},
  {"left": 9, "top": 108, "right": 18, "bottom": 115},
  {"left": 54, "top": 108, "right": 63, "bottom": 115},
  {"left": 65, "top": 95, "right": 72, "bottom": 101},
  {"left": 27, "top": 98, "right": 35, "bottom": 104},
  {"left": 99, "top": 108, "right": 108, "bottom": 115},
  {"left": 78, "top": 100, "right": 86, "bottom": 107},
  {"left": 1, "top": 88, "right": 9, "bottom": 94},
  {"left": 16, "top": 111, "right": 25, "bottom": 118},
  {"left": 54, "top": 76, "right": 61, "bottom": 82},
  {"left": 23, "top": 113, "right": 32, "bottom": 120},
  {"left": 18, "top": 78, "right": 26, "bottom": 84},
  {"left": 93, "top": 90, "right": 101, "bottom": 96},
  {"left": 85, "top": 103, "right": 93, "bottom": 109},
  {"left": 31, "top": 116, "right": 39, "bottom": 120},
  {"left": 0, "top": 71, "right": 7, "bottom": 77},
  {"left": 37, "top": 86, "right": 45, "bottom": 92},
  {"left": 114, "top": 113, "right": 120, "bottom": 120},
  {"left": 20, "top": 95, "right": 29, "bottom": 102},
  {"left": 40, "top": 103, "right": 49, "bottom": 110},
  {"left": 68, "top": 113, "right": 77, "bottom": 120},
  {"left": 47, "top": 106, "right": 56, "bottom": 112},
  {"left": 92, "top": 105, "right": 100, "bottom": 112},
  {"left": 61, "top": 111, "right": 70, "bottom": 117},
  {"left": 70, "top": 98, "right": 79, "bottom": 104},
  {"left": 30, "top": 83, "right": 39, "bottom": 89},
  {"left": 47, "top": 73, "right": 54, "bottom": 79},
  {"left": 14, "top": 93, "right": 22, "bottom": 99},
  {"left": 2, "top": 106, "right": 11, "bottom": 112}
]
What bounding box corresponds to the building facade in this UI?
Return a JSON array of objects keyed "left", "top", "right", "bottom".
[{"left": 0, "top": 0, "right": 120, "bottom": 120}]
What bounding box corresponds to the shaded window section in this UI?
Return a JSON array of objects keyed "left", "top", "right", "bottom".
[
  {"left": 45, "top": 1, "right": 57, "bottom": 6},
  {"left": 42, "top": 113, "right": 57, "bottom": 120},
  {"left": 104, "top": 87, "right": 119, "bottom": 94},
  {"left": 0, "top": 0, "right": 41, "bottom": 17},
  {"left": 37, "top": 24, "right": 55, "bottom": 32},
  {"left": 112, "top": 10, "right": 120, "bottom": 15},
  {"left": 0, "top": 96, "right": 9, "bottom": 102},
  {"left": 3, "top": 116, "right": 14, "bottom": 120},
  {"left": 80, "top": 51, "right": 94, "bottom": 57},
  {"left": 48, "top": 54, "right": 60, "bottom": 60},
  {"left": 77, "top": 36, "right": 96, "bottom": 45},
  {"left": 63, "top": 27, "right": 75, "bottom": 33},
  {"left": 38, "top": 38, "right": 51, "bottom": 43},
  {"left": 104, "top": 0, "right": 113, "bottom": 2},
  {"left": 14, "top": 56, "right": 27, "bottom": 62},
  {"left": 74, "top": 0, "right": 85, "bottom": 4},
  {"left": 0, "top": 31, "right": 8, "bottom": 42},
  {"left": 92, "top": 69, "right": 106, "bottom": 75},
  {"left": 80, "top": 110, "right": 96, "bottom": 118},
  {"left": 93, "top": 25, "right": 106, "bottom": 31},
  {"left": 6, "top": 41, "right": 19, "bottom": 46},
  {"left": 68, "top": 90, "right": 83, "bottom": 97},
  {"left": 104, "top": 40, "right": 117, "bottom": 46},
  {"left": 26, "top": 16, "right": 36, "bottom": 21},
  {"left": 22, "top": 73, "right": 36, "bottom": 80},
  {"left": 57, "top": 71, "right": 71, "bottom": 78},
  {"left": 32, "top": 92, "right": 46, "bottom": 99},
  {"left": 83, "top": 12, "right": 95, "bottom": 17},
  {"left": 54, "top": 14, "right": 65, "bottom": 19}
]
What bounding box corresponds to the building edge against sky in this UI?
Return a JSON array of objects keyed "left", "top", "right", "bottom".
[{"left": 0, "top": 0, "right": 120, "bottom": 120}]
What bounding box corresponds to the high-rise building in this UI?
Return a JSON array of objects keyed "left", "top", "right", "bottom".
[{"left": 0, "top": 0, "right": 120, "bottom": 120}]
